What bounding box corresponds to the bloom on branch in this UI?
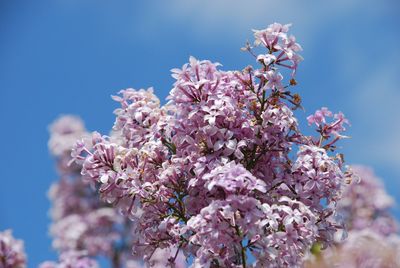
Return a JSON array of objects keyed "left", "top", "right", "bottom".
[{"left": 70, "top": 23, "right": 351, "bottom": 267}]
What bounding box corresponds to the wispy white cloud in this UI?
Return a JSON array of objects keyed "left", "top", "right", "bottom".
[
  {"left": 137, "top": 0, "right": 392, "bottom": 43},
  {"left": 347, "top": 62, "right": 400, "bottom": 172}
]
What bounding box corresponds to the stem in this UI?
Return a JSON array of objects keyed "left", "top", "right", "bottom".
[
  {"left": 169, "top": 243, "right": 183, "bottom": 266},
  {"left": 112, "top": 248, "right": 121, "bottom": 268},
  {"left": 0, "top": 256, "right": 6, "bottom": 268},
  {"left": 241, "top": 241, "right": 247, "bottom": 268},
  {"left": 234, "top": 225, "right": 247, "bottom": 268},
  {"left": 323, "top": 136, "right": 340, "bottom": 150},
  {"left": 317, "top": 135, "right": 324, "bottom": 147}
]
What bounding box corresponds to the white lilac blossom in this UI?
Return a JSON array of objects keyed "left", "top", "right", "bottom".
[
  {"left": 0, "top": 230, "right": 27, "bottom": 268},
  {"left": 71, "top": 23, "right": 352, "bottom": 267}
]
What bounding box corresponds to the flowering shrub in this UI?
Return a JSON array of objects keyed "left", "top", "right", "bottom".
[
  {"left": 68, "top": 23, "right": 351, "bottom": 267},
  {"left": 3, "top": 22, "right": 397, "bottom": 268}
]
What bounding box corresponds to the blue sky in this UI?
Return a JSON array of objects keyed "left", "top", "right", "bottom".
[{"left": 0, "top": 0, "right": 399, "bottom": 266}]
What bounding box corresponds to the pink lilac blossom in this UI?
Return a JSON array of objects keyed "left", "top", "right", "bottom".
[
  {"left": 39, "top": 251, "right": 99, "bottom": 268},
  {"left": 42, "top": 116, "right": 137, "bottom": 267},
  {"left": 44, "top": 115, "right": 186, "bottom": 268},
  {"left": 0, "top": 230, "right": 27, "bottom": 268},
  {"left": 307, "top": 107, "right": 350, "bottom": 144},
  {"left": 126, "top": 248, "right": 186, "bottom": 268},
  {"left": 71, "top": 23, "right": 352, "bottom": 267},
  {"left": 252, "top": 23, "right": 303, "bottom": 76},
  {"left": 337, "top": 165, "right": 398, "bottom": 236},
  {"left": 48, "top": 115, "right": 87, "bottom": 156},
  {"left": 305, "top": 166, "right": 400, "bottom": 268},
  {"left": 336, "top": 229, "right": 400, "bottom": 268},
  {"left": 326, "top": 230, "right": 400, "bottom": 268},
  {"left": 305, "top": 230, "right": 400, "bottom": 268}
]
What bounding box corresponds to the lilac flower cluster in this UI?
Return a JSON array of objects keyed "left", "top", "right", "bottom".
[
  {"left": 71, "top": 23, "right": 351, "bottom": 267},
  {"left": 43, "top": 115, "right": 186, "bottom": 268},
  {"left": 40, "top": 251, "right": 99, "bottom": 268},
  {"left": 43, "top": 116, "right": 132, "bottom": 266},
  {"left": 332, "top": 166, "right": 400, "bottom": 267},
  {"left": 305, "top": 166, "right": 400, "bottom": 267},
  {"left": 338, "top": 165, "right": 398, "bottom": 236},
  {"left": 0, "top": 230, "right": 27, "bottom": 268},
  {"left": 325, "top": 230, "right": 400, "bottom": 268},
  {"left": 307, "top": 107, "right": 350, "bottom": 149}
]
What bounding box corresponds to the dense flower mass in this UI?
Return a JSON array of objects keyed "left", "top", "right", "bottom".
[
  {"left": 69, "top": 23, "right": 353, "bottom": 267},
  {"left": 0, "top": 230, "right": 27, "bottom": 268}
]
